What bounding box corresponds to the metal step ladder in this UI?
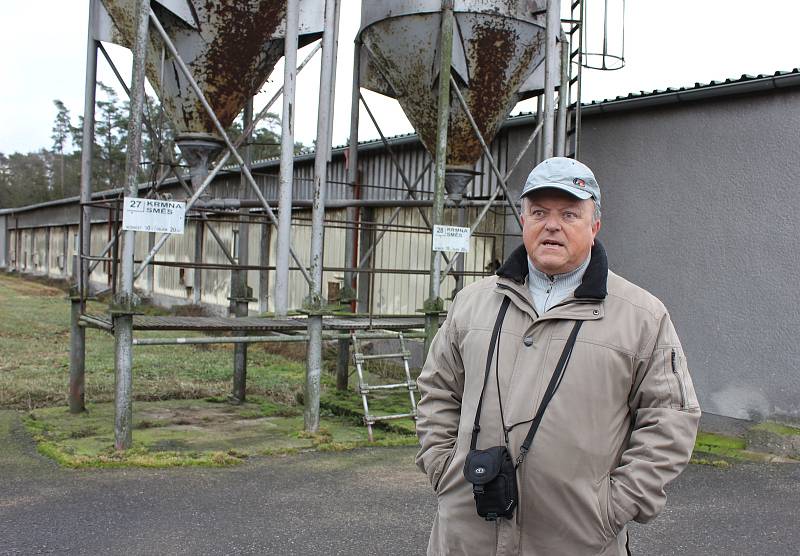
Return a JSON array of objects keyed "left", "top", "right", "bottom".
[{"left": 350, "top": 331, "right": 418, "bottom": 442}]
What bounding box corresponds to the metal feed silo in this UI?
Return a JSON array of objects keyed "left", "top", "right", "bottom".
[
  {"left": 357, "top": 0, "right": 548, "bottom": 197},
  {"left": 94, "top": 0, "right": 323, "bottom": 181}
]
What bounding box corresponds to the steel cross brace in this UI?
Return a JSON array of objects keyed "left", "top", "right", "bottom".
[
  {"left": 449, "top": 75, "right": 523, "bottom": 225},
  {"left": 358, "top": 93, "right": 452, "bottom": 269}
]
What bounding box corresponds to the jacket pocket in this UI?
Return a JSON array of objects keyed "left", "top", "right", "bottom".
[
  {"left": 671, "top": 349, "right": 688, "bottom": 409},
  {"left": 434, "top": 442, "right": 459, "bottom": 493},
  {"left": 595, "top": 473, "right": 619, "bottom": 540}
]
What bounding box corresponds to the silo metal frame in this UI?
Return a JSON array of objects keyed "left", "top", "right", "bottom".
[
  {"left": 70, "top": 0, "right": 352, "bottom": 447},
  {"left": 67, "top": 0, "right": 599, "bottom": 447}
]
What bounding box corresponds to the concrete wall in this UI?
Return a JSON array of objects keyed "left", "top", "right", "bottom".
[{"left": 579, "top": 88, "right": 800, "bottom": 421}]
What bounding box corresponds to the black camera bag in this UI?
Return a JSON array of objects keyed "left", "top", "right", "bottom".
[
  {"left": 463, "top": 296, "right": 583, "bottom": 521},
  {"left": 464, "top": 445, "right": 518, "bottom": 519}
]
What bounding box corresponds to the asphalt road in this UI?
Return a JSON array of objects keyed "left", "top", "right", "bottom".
[{"left": 2, "top": 411, "right": 798, "bottom": 556}]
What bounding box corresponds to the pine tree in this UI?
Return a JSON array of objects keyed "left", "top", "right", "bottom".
[{"left": 50, "top": 100, "right": 72, "bottom": 198}]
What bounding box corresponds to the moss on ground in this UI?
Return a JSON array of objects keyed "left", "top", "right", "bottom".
[
  {"left": 23, "top": 398, "right": 417, "bottom": 468},
  {"left": 690, "top": 431, "right": 792, "bottom": 465}
]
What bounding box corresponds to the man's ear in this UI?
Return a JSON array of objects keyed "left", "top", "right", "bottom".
[{"left": 591, "top": 219, "right": 601, "bottom": 244}]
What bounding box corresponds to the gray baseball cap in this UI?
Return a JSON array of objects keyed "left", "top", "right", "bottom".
[{"left": 520, "top": 157, "right": 601, "bottom": 209}]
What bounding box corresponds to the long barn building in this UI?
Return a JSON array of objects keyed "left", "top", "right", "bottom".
[{"left": 2, "top": 70, "right": 799, "bottom": 423}]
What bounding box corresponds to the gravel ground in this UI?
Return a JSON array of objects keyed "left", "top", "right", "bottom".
[{"left": 2, "top": 410, "right": 798, "bottom": 555}]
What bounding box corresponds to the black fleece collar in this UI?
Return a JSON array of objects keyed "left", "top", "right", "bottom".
[{"left": 496, "top": 240, "right": 608, "bottom": 300}]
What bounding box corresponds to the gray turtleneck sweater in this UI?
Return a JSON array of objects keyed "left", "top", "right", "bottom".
[{"left": 526, "top": 253, "right": 591, "bottom": 314}]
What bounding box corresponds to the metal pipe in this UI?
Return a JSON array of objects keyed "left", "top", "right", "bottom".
[
  {"left": 231, "top": 97, "right": 254, "bottom": 404},
  {"left": 359, "top": 94, "right": 448, "bottom": 245},
  {"left": 196, "top": 193, "right": 514, "bottom": 210},
  {"left": 337, "top": 37, "right": 362, "bottom": 392},
  {"left": 133, "top": 259, "right": 494, "bottom": 276},
  {"left": 575, "top": 0, "right": 585, "bottom": 158},
  {"left": 305, "top": 0, "right": 340, "bottom": 433},
  {"left": 133, "top": 331, "right": 426, "bottom": 346},
  {"left": 274, "top": 0, "right": 301, "bottom": 318},
  {"left": 542, "top": 0, "right": 560, "bottom": 158},
  {"left": 536, "top": 94, "right": 544, "bottom": 162},
  {"left": 98, "top": 43, "right": 160, "bottom": 164},
  {"left": 114, "top": 0, "right": 150, "bottom": 451},
  {"left": 425, "top": 0, "right": 455, "bottom": 354},
  {"left": 342, "top": 38, "right": 361, "bottom": 308},
  {"left": 70, "top": 0, "right": 97, "bottom": 414},
  {"left": 132, "top": 39, "right": 321, "bottom": 282},
  {"left": 556, "top": 30, "right": 570, "bottom": 157},
  {"left": 259, "top": 218, "right": 271, "bottom": 313},
  {"left": 192, "top": 220, "right": 203, "bottom": 304}
]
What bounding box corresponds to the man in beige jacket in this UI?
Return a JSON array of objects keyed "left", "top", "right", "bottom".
[{"left": 416, "top": 157, "right": 700, "bottom": 555}]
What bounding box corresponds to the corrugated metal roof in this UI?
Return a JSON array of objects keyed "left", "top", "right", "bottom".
[
  {"left": 202, "top": 67, "right": 800, "bottom": 166},
  {"left": 585, "top": 68, "right": 800, "bottom": 106}
]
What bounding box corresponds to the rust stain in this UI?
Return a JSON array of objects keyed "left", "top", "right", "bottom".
[
  {"left": 447, "top": 15, "right": 542, "bottom": 168},
  {"left": 101, "top": 0, "right": 287, "bottom": 138},
  {"left": 362, "top": 11, "right": 545, "bottom": 173},
  {"left": 191, "top": 0, "right": 287, "bottom": 132}
]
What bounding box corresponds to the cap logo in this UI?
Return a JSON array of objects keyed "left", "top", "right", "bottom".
[{"left": 573, "top": 178, "right": 586, "bottom": 188}]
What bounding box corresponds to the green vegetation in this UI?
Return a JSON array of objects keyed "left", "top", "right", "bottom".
[
  {"left": 750, "top": 421, "right": 800, "bottom": 437},
  {"left": 693, "top": 432, "right": 749, "bottom": 461},
  {"left": 1, "top": 274, "right": 418, "bottom": 467},
  {"left": 0, "top": 274, "right": 308, "bottom": 409},
  {"left": 690, "top": 431, "right": 793, "bottom": 465}
]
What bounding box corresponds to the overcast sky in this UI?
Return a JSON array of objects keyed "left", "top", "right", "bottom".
[{"left": 1, "top": 0, "right": 797, "bottom": 155}]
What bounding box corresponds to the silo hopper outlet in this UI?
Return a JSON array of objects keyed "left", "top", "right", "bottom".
[
  {"left": 444, "top": 168, "right": 481, "bottom": 204},
  {"left": 93, "top": 0, "right": 324, "bottom": 177},
  {"left": 358, "top": 1, "right": 549, "bottom": 199}
]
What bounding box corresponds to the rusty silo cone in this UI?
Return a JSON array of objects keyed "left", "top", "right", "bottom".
[
  {"left": 95, "top": 0, "right": 323, "bottom": 176},
  {"left": 358, "top": 1, "right": 547, "bottom": 196}
]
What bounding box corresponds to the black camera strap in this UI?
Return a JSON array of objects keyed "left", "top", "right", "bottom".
[
  {"left": 469, "top": 295, "right": 584, "bottom": 465},
  {"left": 515, "top": 319, "right": 583, "bottom": 466},
  {"left": 470, "top": 297, "right": 511, "bottom": 451}
]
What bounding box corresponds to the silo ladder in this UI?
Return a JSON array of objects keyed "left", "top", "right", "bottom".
[{"left": 350, "top": 331, "right": 418, "bottom": 442}]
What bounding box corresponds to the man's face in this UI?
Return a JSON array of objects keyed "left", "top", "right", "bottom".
[{"left": 520, "top": 189, "right": 601, "bottom": 275}]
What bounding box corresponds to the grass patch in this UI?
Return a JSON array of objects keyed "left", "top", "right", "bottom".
[
  {"left": 750, "top": 421, "right": 800, "bottom": 437},
  {"left": 0, "top": 273, "right": 309, "bottom": 409},
  {"left": 694, "top": 432, "right": 747, "bottom": 459},
  {"left": 321, "top": 387, "right": 417, "bottom": 435},
  {"left": 691, "top": 431, "right": 785, "bottom": 464}
]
